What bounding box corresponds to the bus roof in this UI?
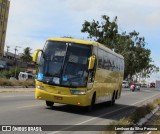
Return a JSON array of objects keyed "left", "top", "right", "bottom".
[
  {"left": 97, "top": 42, "right": 124, "bottom": 59},
  {"left": 47, "top": 38, "right": 124, "bottom": 59},
  {"left": 48, "top": 38, "right": 94, "bottom": 45}
]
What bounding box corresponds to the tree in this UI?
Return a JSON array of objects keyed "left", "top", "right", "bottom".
[
  {"left": 0, "top": 67, "right": 25, "bottom": 79},
  {"left": 119, "top": 31, "right": 153, "bottom": 80},
  {"left": 81, "top": 15, "right": 118, "bottom": 49},
  {"left": 81, "top": 15, "right": 159, "bottom": 80},
  {"left": 9, "top": 66, "right": 25, "bottom": 79},
  {"left": 21, "top": 47, "right": 32, "bottom": 63}
]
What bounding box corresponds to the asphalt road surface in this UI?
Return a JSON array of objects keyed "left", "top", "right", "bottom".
[{"left": 0, "top": 87, "right": 160, "bottom": 134}]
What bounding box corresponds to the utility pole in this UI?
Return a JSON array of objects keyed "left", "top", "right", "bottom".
[
  {"left": 14, "top": 46, "right": 21, "bottom": 61},
  {"left": 6, "top": 45, "right": 10, "bottom": 53},
  {"left": 14, "top": 46, "right": 21, "bottom": 78},
  {"left": 6, "top": 45, "right": 10, "bottom": 57}
]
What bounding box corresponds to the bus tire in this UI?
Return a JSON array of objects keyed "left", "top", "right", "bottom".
[
  {"left": 46, "top": 101, "right": 54, "bottom": 107},
  {"left": 86, "top": 93, "right": 96, "bottom": 112},
  {"left": 115, "top": 90, "right": 118, "bottom": 99},
  {"left": 109, "top": 91, "right": 115, "bottom": 106}
]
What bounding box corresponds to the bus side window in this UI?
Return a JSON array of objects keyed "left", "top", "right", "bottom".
[{"left": 98, "top": 48, "right": 103, "bottom": 68}]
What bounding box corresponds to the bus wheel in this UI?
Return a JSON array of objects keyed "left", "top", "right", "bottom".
[
  {"left": 109, "top": 92, "right": 115, "bottom": 106},
  {"left": 86, "top": 93, "right": 96, "bottom": 112},
  {"left": 46, "top": 101, "right": 54, "bottom": 107}
]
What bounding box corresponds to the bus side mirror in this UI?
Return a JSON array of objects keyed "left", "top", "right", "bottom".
[
  {"left": 88, "top": 55, "right": 95, "bottom": 70},
  {"left": 32, "top": 49, "right": 42, "bottom": 64}
]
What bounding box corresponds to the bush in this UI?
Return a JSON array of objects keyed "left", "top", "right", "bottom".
[
  {"left": 105, "top": 98, "right": 160, "bottom": 134},
  {"left": 0, "top": 78, "right": 35, "bottom": 87},
  {"left": 0, "top": 78, "right": 13, "bottom": 86},
  {"left": 0, "top": 67, "right": 25, "bottom": 79},
  {"left": 9, "top": 67, "right": 25, "bottom": 79},
  {"left": 0, "top": 70, "right": 10, "bottom": 78}
]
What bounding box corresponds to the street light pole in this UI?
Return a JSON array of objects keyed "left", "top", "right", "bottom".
[{"left": 14, "top": 46, "right": 21, "bottom": 78}]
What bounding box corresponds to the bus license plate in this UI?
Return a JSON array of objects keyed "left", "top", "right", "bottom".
[{"left": 54, "top": 96, "right": 63, "bottom": 100}]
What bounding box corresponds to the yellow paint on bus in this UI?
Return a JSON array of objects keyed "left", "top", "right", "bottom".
[{"left": 33, "top": 38, "right": 124, "bottom": 110}]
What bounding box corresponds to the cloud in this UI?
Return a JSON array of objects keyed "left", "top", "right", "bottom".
[
  {"left": 145, "top": 11, "right": 160, "bottom": 27},
  {"left": 5, "top": 0, "right": 160, "bottom": 63},
  {"left": 65, "top": 0, "right": 160, "bottom": 28},
  {"left": 7, "top": 0, "right": 160, "bottom": 38},
  {"left": 6, "top": 0, "right": 72, "bottom": 51}
]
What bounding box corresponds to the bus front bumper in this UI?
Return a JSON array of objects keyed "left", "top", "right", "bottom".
[{"left": 35, "top": 88, "right": 91, "bottom": 107}]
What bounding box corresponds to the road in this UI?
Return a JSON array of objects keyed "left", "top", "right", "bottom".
[{"left": 0, "top": 88, "right": 160, "bottom": 134}]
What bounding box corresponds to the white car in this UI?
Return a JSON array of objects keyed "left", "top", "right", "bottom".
[
  {"left": 18, "top": 72, "right": 34, "bottom": 80},
  {"left": 122, "top": 81, "right": 129, "bottom": 88}
]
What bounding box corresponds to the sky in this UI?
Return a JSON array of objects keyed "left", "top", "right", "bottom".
[{"left": 5, "top": 0, "right": 160, "bottom": 81}]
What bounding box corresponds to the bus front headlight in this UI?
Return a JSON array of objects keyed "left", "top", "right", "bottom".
[
  {"left": 36, "top": 85, "right": 45, "bottom": 90},
  {"left": 70, "top": 89, "right": 86, "bottom": 95}
]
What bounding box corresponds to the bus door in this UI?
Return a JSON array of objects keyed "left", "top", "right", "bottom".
[{"left": 87, "top": 46, "right": 98, "bottom": 101}]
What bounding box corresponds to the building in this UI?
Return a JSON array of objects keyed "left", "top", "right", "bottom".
[
  {"left": 0, "top": 0, "right": 10, "bottom": 57},
  {"left": 1, "top": 51, "right": 36, "bottom": 72},
  {"left": 4, "top": 51, "right": 21, "bottom": 60},
  {"left": 2, "top": 51, "right": 27, "bottom": 68},
  {"left": 156, "top": 80, "right": 160, "bottom": 88}
]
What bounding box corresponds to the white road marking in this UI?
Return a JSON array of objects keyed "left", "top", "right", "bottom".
[{"left": 48, "top": 93, "right": 160, "bottom": 134}]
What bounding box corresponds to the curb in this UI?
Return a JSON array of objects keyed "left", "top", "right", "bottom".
[
  {"left": 123, "top": 106, "right": 160, "bottom": 134},
  {"left": 0, "top": 86, "right": 35, "bottom": 88},
  {"left": 0, "top": 90, "right": 35, "bottom": 93},
  {"left": 0, "top": 87, "right": 35, "bottom": 93},
  {"left": 137, "top": 106, "right": 159, "bottom": 126}
]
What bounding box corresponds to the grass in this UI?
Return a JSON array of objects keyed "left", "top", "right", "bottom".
[
  {"left": 130, "top": 103, "right": 155, "bottom": 124},
  {"left": 145, "top": 105, "right": 160, "bottom": 134},
  {"left": 0, "top": 78, "right": 35, "bottom": 87},
  {"left": 103, "top": 98, "right": 160, "bottom": 134},
  {"left": 153, "top": 116, "right": 160, "bottom": 125}
]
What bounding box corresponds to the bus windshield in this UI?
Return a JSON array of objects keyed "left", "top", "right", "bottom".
[{"left": 38, "top": 41, "right": 91, "bottom": 87}]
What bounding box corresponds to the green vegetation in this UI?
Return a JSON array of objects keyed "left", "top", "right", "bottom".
[
  {"left": 0, "top": 66, "right": 25, "bottom": 79},
  {"left": 81, "top": 15, "right": 159, "bottom": 80},
  {"left": 148, "top": 99, "right": 160, "bottom": 134},
  {"left": 0, "top": 78, "right": 35, "bottom": 87},
  {"left": 0, "top": 66, "right": 35, "bottom": 87},
  {"left": 153, "top": 116, "right": 160, "bottom": 126},
  {"left": 104, "top": 98, "right": 160, "bottom": 134},
  {"left": 20, "top": 47, "right": 32, "bottom": 63},
  {"left": 0, "top": 47, "right": 34, "bottom": 87},
  {"left": 130, "top": 104, "right": 155, "bottom": 124}
]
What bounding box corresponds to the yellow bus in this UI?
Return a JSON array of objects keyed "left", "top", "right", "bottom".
[{"left": 33, "top": 38, "right": 124, "bottom": 111}]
